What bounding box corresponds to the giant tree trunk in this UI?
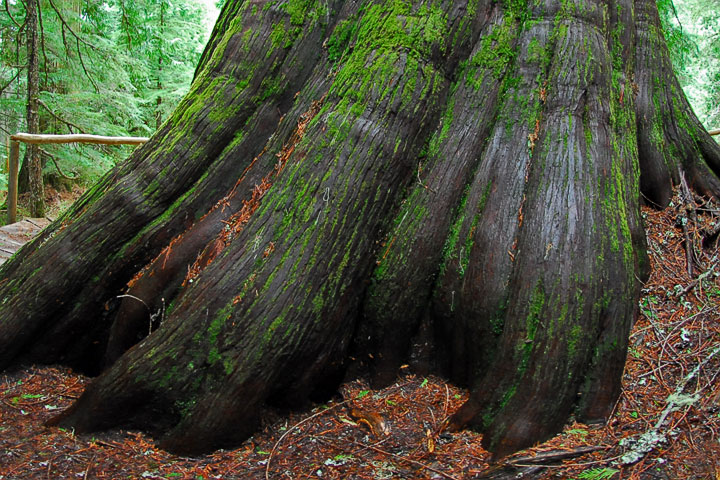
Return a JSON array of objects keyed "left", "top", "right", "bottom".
[{"left": 1, "top": 0, "right": 719, "bottom": 458}]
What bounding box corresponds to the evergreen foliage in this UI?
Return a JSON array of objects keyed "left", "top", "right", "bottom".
[
  {"left": 0, "top": 0, "right": 211, "bottom": 188},
  {"left": 659, "top": 0, "right": 720, "bottom": 130}
]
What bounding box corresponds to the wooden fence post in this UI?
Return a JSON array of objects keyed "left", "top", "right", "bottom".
[{"left": 8, "top": 140, "right": 19, "bottom": 224}]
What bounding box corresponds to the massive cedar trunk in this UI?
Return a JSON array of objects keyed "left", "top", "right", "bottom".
[{"left": 1, "top": 0, "right": 719, "bottom": 458}]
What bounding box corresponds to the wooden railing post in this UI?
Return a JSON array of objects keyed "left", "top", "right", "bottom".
[{"left": 8, "top": 140, "right": 19, "bottom": 225}]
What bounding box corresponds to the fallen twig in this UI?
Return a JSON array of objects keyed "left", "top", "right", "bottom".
[
  {"left": 618, "top": 343, "right": 720, "bottom": 465},
  {"left": 675, "top": 258, "right": 717, "bottom": 297},
  {"left": 343, "top": 437, "right": 460, "bottom": 480},
  {"left": 262, "top": 400, "right": 348, "bottom": 480},
  {"left": 678, "top": 170, "right": 700, "bottom": 276},
  {"left": 507, "top": 445, "right": 608, "bottom": 465}
]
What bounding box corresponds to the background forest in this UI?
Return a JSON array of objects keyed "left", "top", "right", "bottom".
[
  {"left": 0, "top": 0, "right": 219, "bottom": 197},
  {"left": 0, "top": 0, "right": 718, "bottom": 217},
  {"left": 659, "top": 0, "right": 720, "bottom": 130}
]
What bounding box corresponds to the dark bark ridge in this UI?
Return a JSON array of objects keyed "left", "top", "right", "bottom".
[{"left": 0, "top": 0, "right": 718, "bottom": 458}]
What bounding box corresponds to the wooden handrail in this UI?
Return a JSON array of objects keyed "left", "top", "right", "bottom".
[
  {"left": 6, "top": 133, "right": 148, "bottom": 224},
  {"left": 10, "top": 133, "right": 149, "bottom": 145},
  {"left": 3, "top": 128, "right": 719, "bottom": 225}
]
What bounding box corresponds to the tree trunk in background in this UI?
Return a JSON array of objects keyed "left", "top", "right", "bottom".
[
  {"left": 24, "top": 0, "right": 45, "bottom": 217},
  {"left": 155, "top": 0, "right": 165, "bottom": 130},
  {"left": 1, "top": 0, "right": 719, "bottom": 458}
]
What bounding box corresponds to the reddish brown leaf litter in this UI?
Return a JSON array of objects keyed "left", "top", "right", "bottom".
[
  {"left": 1, "top": 371, "right": 481, "bottom": 479},
  {"left": 2, "top": 189, "right": 719, "bottom": 479}
]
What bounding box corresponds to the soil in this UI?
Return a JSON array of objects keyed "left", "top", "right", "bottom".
[{"left": 1, "top": 190, "right": 719, "bottom": 480}]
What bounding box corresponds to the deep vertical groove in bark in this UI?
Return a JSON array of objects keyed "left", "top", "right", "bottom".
[
  {"left": 2, "top": 0, "right": 720, "bottom": 458},
  {"left": 446, "top": 0, "right": 646, "bottom": 457},
  {"left": 358, "top": 0, "right": 509, "bottom": 386},
  {"left": 432, "top": 0, "right": 555, "bottom": 388},
  {"left": 575, "top": 0, "right": 648, "bottom": 423}
]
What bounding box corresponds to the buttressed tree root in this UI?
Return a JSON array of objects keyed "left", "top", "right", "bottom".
[{"left": 1, "top": 0, "right": 719, "bottom": 457}]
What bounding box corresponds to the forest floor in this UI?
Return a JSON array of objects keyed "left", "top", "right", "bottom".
[
  {"left": 1, "top": 189, "right": 719, "bottom": 480},
  {"left": 0, "top": 185, "right": 85, "bottom": 228}
]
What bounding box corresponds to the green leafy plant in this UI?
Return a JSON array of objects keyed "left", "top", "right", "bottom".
[
  {"left": 576, "top": 467, "right": 619, "bottom": 480},
  {"left": 566, "top": 428, "right": 589, "bottom": 439},
  {"left": 659, "top": 0, "right": 720, "bottom": 130},
  {"left": 639, "top": 296, "right": 659, "bottom": 320},
  {"left": 21, "top": 393, "right": 43, "bottom": 399}
]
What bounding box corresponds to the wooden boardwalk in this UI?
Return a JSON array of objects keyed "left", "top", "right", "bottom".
[{"left": 0, "top": 218, "right": 51, "bottom": 265}]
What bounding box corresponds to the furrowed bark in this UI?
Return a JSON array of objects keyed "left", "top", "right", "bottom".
[
  {"left": 431, "top": 1, "right": 550, "bottom": 389},
  {"left": 575, "top": 0, "right": 649, "bottom": 423},
  {"left": 1, "top": 0, "right": 719, "bottom": 460},
  {"left": 52, "top": 0, "right": 454, "bottom": 454},
  {"left": 358, "top": 1, "right": 514, "bottom": 386},
  {"left": 104, "top": 75, "right": 329, "bottom": 366},
  {"left": 0, "top": 0, "right": 340, "bottom": 372},
  {"left": 445, "top": 0, "right": 647, "bottom": 457}
]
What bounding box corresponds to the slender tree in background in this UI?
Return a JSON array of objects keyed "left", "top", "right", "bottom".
[
  {"left": 24, "top": 0, "right": 44, "bottom": 216},
  {"left": 155, "top": 0, "right": 166, "bottom": 129},
  {"left": 115, "top": 0, "right": 207, "bottom": 131},
  {"left": 1, "top": 0, "right": 719, "bottom": 458}
]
